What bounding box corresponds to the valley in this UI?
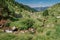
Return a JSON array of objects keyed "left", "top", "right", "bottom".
[{"left": 0, "top": 0, "right": 60, "bottom": 40}]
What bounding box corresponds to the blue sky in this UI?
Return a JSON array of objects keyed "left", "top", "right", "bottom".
[{"left": 15, "top": 0, "right": 60, "bottom": 7}]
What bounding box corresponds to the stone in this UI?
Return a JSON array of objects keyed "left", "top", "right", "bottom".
[
  {"left": 12, "top": 26, "right": 16, "bottom": 30},
  {"left": 56, "top": 16, "right": 60, "bottom": 18},
  {"left": 5, "top": 30, "right": 12, "bottom": 33},
  {"left": 12, "top": 26, "right": 18, "bottom": 32}
]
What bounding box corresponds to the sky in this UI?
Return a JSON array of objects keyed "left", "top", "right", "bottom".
[{"left": 15, "top": 0, "right": 60, "bottom": 7}]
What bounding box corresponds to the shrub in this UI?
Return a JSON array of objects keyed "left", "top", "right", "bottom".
[
  {"left": 10, "top": 18, "right": 35, "bottom": 30},
  {"left": 43, "top": 10, "right": 49, "bottom": 16}
]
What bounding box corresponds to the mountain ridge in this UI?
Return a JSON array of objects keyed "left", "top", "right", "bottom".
[{"left": 34, "top": 7, "right": 49, "bottom": 11}]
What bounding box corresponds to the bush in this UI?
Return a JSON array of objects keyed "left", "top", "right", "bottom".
[
  {"left": 10, "top": 18, "right": 35, "bottom": 30},
  {"left": 43, "top": 10, "right": 49, "bottom": 16}
]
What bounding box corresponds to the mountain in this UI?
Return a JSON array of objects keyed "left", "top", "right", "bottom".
[
  {"left": 0, "top": 0, "right": 37, "bottom": 20},
  {"left": 34, "top": 7, "right": 49, "bottom": 11},
  {"left": 47, "top": 3, "right": 60, "bottom": 17}
]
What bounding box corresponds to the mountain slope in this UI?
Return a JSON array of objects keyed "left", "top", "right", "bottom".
[
  {"left": 47, "top": 3, "right": 60, "bottom": 17},
  {"left": 0, "top": 0, "right": 37, "bottom": 16},
  {"left": 0, "top": 0, "right": 38, "bottom": 28},
  {"left": 0, "top": 0, "right": 38, "bottom": 21}
]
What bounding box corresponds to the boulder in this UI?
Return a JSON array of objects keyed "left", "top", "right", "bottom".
[
  {"left": 12, "top": 26, "right": 18, "bottom": 32},
  {"left": 4, "top": 29, "right": 12, "bottom": 33}
]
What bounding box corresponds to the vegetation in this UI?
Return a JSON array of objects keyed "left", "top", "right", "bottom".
[
  {"left": 0, "top": 0, "right": 60, "bottom": 40},
  {"left": 10, "top": 18, "right": 35, "bottom": 30}
]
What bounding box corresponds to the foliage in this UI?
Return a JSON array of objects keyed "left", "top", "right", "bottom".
[
  {"left": 43, "top": 10, "right": 49, "bottom": 16},
  {"left": 10, "top": 18, "right": 35, "bottom": 30}
]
